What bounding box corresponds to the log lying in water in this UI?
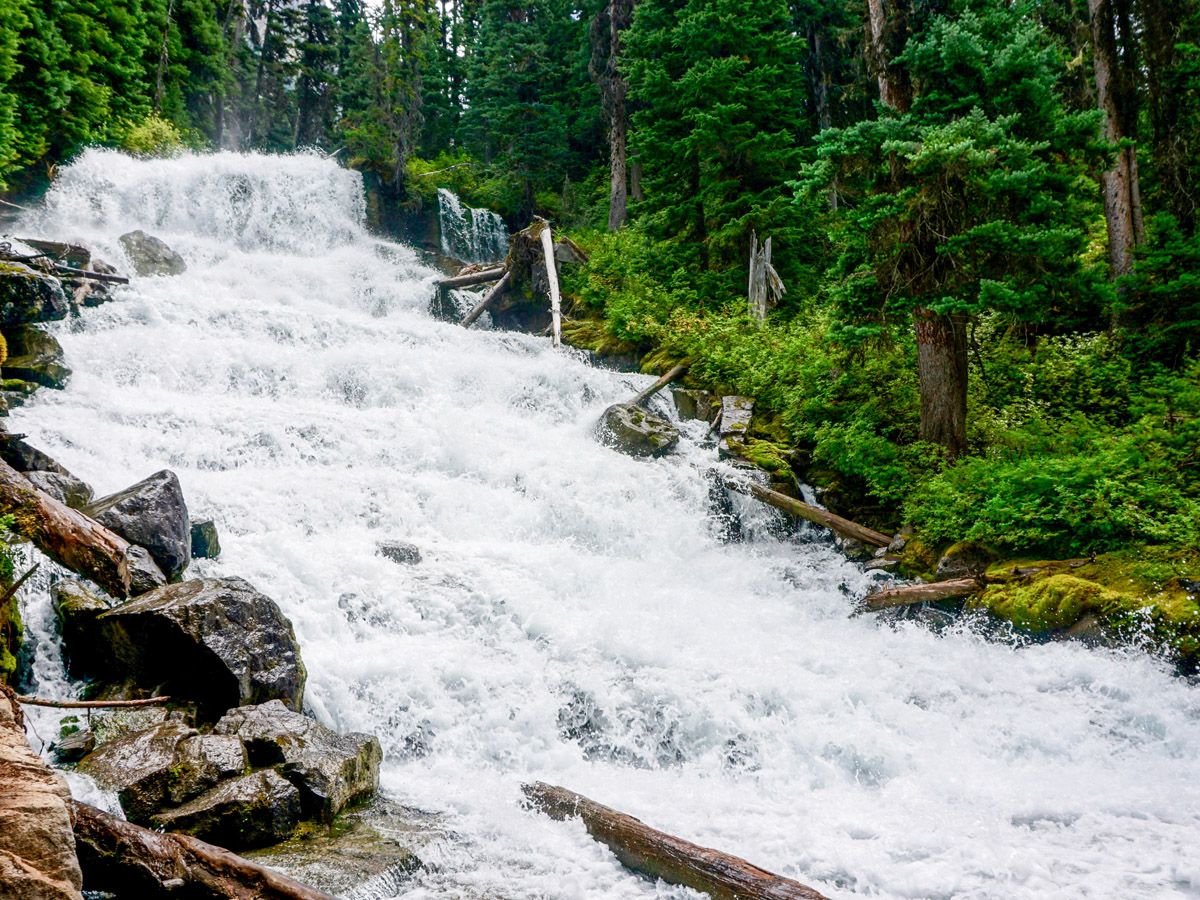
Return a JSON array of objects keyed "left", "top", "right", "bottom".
[
  {"left": 461, "top": 270, "right": 513, "bottom": 328},
  {"left": 522, "top": 782, "right": 829, "bottom": 900},
  {"left": 436, "top": 265, "right": 506, "bottom": 290},
  {"left": 861, "top": 577, "right": 982, "bottom": 612},
  {"left": 630, "top": 363, "right": 688, "bottom": 408},
  {"left": 726, "top": 479, "right": 890, "bottom": 548},
  {"left": 70, "top": 800, "right": 334, "bottom": 900},
  {"left": 18, "top": 695, "right": 170, "bottom": 710},
  {"left": 0, "top": 457, "right": 132, "bottom": 598}
]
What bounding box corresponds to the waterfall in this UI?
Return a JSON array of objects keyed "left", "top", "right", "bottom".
[
  {"left": 437, "top": 187, "right": 509, "bottom": 264},
  {"left": 11, "top": 148, "right": 1200, "bottom": 899}
]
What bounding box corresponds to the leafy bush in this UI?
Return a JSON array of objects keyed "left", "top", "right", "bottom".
[{"left": 118, "top": 115, "right": 186, "bottom": 158}]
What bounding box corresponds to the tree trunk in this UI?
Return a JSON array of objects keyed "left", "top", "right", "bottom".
[
  {"left": 1088, "top": 0, "right": 1143, "bottom": 277},
  {"left": 0, "top": 458, "right": 132, "bottom": 598},
  {"left": 915, "top": 309, "right": 968, "bottom": 458},
  {"left": 864, "top": 0, "right": 912, "bottom": 112},
  {"left": 590, "top": 0, "right": 633, "bottom": 230},
  {"left": 70, "top": 800, "right": 332, "bottom": 900},
  {"left": 523, "top": 782, "right": 829, "bottom": 900}
]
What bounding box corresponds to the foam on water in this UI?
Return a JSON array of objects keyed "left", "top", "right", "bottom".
[{"left": 13, "top": 148, "right": 1200, "bottom": 899}]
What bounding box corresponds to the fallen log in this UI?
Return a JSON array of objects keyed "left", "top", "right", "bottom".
[
  {"left": 631, "top": 363, "right": 689, "bottom": 408},
  {"left": 523, "top": 782, "right": 828, "bottom": 900},
  {"left": 861, "top": 577, "right": 982, "bottom": 612},
  {"left": 52, "top": 264, "right": 130, "bottom": 285},
  {"left": 437, "top": 266, "right": 507, "bottom": 290},
  {"left": 727, "top": 480, "right": 890, "bottom": 548},
  {"left": 539, "top": 224, "right": 563, "bottom": 347},
  {"left": 18, "top": 695, "right": 170, "bottom": 710},
  {"left": 0, "top": 457, "right": 131, "bottom": 598},
  {"left": 461, "top": 270, "right": 513, "bottom": 328},
  {"left": 70, "top": 800, "right": 334, "bottom": 900}
]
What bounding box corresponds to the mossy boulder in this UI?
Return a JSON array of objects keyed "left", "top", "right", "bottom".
[
  {"left": 974, "top": 574, "right": 1125, "bottom": 632},
  {"left": 151, "top": 769, "right": 301, "bottom": 850},
  {"left": 598, "top": 403, "right": 679, "bottom": 458},
  {"left": 0, "top": 578, "right": 20, "bottom": 683},
  {"left": 0, "top": 262, "right": 69, "bottom": 325},
  {"left": 76, "top": 719, "right": 199, "bottom": 821},
  {"left": 936, "top": 540, "right": 999, "bottom": 579},
  {"left": 25, "top": 471, "right": 93, "bottom": 509},
  {"left": 1, "top": 324, "right": 70, "bottom": 389},
  {"left": 52, "top": 579, "right": 114, "bottom": 678},
  {"left": 896, "top": 536, "right": 939, "bottom": 580}
]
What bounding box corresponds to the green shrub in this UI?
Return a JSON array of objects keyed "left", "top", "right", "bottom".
[{"left": 117, "top": 115, "right": 185, "bottom": 158}]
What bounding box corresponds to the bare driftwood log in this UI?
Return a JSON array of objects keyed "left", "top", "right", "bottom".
[
  {"left": 18, "top": 695, "right": 170, "bottom": 710},
  {"left": 727, "top": 480, "right": 890, "bottom": 548},
  {"left": 461, "top": 270, "right": 513, "bottom": 328},
  {"left": 70, "top": 800, "right": 333, "bottom": 900},
  {"left": 0, "top": 457, "right": 132, "bottom": 598},
  {"left": 523, "top": 782, "right": 828, "bottom": 900},
  {"left": 51, "top": 264, "right": 130, "bottom": 285},
  {"left": 861, "top": 577, "right": 983, "bottom": 612},
  {"left": 539, "top": 223, "right": 563, "bottom": 347},
  {"left": 630, "top": 363, "right": 689, "bottom": 408},
  {"left": 437, "top": 266, "right": 506, "bottom": 290}
]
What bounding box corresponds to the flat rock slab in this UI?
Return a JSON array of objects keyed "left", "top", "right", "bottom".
[
  {"left": 152, "top": 770, "right": 301, "bottom": 850},
  {"left": 598, "top": 403, "right": 679, "bottom": 458},
  {"left": 97, "top": 577, "right": 306, "bottom": 720},
  {"left": 86, "top": 469, "right": 190, "bottom": 580},
  {"left": 215, "top": 701, "right": 382, "bottom": 821}
]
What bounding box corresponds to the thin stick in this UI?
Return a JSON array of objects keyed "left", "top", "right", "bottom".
[
  {"left": 539, "top": 224, "right": 562, "bottom": 347},
  {"left": 462, "top": 271, "right": 512, "bottom": 328},
  {"left": 17, "top": 695, "right": 171, "bottom": 710},
  {"left": 0, "top": 198, "right": 31, "bottom": 212},
  {"left": 0, "top": 562, "right": 40, "bottom": 607},
  {"left": 51, "top": 264, "right": 130, "bottom": 285}
]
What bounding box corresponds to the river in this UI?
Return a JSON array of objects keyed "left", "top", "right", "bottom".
[{"left": 12, "top": 149, "right": 1200, "bottom": 899}]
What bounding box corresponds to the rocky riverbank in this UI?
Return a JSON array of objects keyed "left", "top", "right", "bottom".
[{"left": 0, "top": 234, "right": 415, "bottom": 898}]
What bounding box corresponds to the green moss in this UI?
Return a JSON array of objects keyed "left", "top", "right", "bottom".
[
  {"left": 561, "top": 314, "right": 637, "bottom": 357},
  {"left": 0, "top": 576, "right": 19, "bottom": 683},
  {"left": 729, "top": 437, "right": 792, "bottom": 475},
  {"left": 897, "top": 537, "right": 939, "bottom": 580},
  {"left": 974, "top": 574, "right": 1125, "bottom": 631}
]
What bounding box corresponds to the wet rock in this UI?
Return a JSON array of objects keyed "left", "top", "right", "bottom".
[
  {"left": 51, "top": 726, "right": 95, "bottom": 762},
  {"left": 68, "top": 258, "right": 122, "bottom": 308},
  {"left": 376, "top": 540, "right": 421, "bottom": 565},
  {"left": 2, "top": 324, "right": 70, "bottom": 389},
  {"left": 190, "top": 519, "right": 221, "bottom": 559},
  {"left": 77, "top": 719, "right": 198, "bottom": 822},
  {"left": 86, "top": 469, "right": 190, "bottom": 580},
  {"left": 935, "top": 541, "right": 998, "bottom": 579},
  {"left": 598, "top": 403, "right": 679, "bottom": 458},
  {"left": 89, "top": 706, "right": 173, "bottom": 749},
  {"left": 52, "top": 578, "right": 114, "bottom": 677},
  {"left": 864, "top": 556, "right": 900, "bottom": 572},
  {"left": 671, "top": 388, "right": 714, "bottom": 422},
  {"left": 118, "top": 230, "right": 186, "bottom": 277},
  {"left": 717, "top": 396, "right": 754, "bottom": 461},
  {"left": 96, "top": 577, "right": 306, "bottom": 719},
  {"left": 167, "top": 734, "right": 248, "bottom": 804},
  {"left": 0, "top": 432, "right": 72, "bottom": 475},
  {"left": 25, "top": 470, "right": 94, "bottom": 509},
  {"left": 127, "top": 545, "right": 168, "bottom": 595},
  {"left": 0, "top": 689, "right": 84, "bottom": 899},
  {"left": 0, "top": 261, "right": 69, "bottom": 325},
  {"left": 215, "top": 701, "right": 382, "bottom": 821},
  {"left": 152, "top": 770, "right": 301, "bottom": 850}
]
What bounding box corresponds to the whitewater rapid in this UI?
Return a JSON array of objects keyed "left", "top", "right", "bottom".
[{"left": 12, "top": 149, "right": 1200, "bottom": 899}]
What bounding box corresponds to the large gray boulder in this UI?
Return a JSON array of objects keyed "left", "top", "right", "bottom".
[
  {"left": 86, "top": 470, "right": 190, "bottom": 580},
  {"left": 215, "top": 701, "right": 381, "bottom": 821},
  {"left": 152, "top": 770, "right": 301, "bottom": 850},
  {"left": 76, "top": 719, "right": 198, "bottom": 822},
  {"left": 0, "top": 261, "right": 69, "bottom": 325},
  {"left": 96, "top": 577, "right": 306, "bottom": 720},
  {"left": 118, "top": 230, "right": 186, "bottom": 277},
  {"left": 3, "top": 324, "right": 70, "bottom": 389},
  {"left": 598, "top": 403, "right": 679, "bottom": 458}
]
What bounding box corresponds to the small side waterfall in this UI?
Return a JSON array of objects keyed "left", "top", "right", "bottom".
[{"left": 437, "top": 188, "right": 509, "bottom": 263}]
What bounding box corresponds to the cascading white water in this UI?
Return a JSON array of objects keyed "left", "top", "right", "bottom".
[
  {"left": 437, "top": 187, "right": 509, "bottom": 264},
  {"left": 12, "top": 148, "right": 1200, "bottom": 899}
]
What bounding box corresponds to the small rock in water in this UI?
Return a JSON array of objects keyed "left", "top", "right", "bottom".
[
  {"left": 51, "top": 727, "right": 95, "bottom": 763},
  {"left": 376, "top": 540, "right": 421, "bottom": 565},
  {"left": 152, "top": 770, "right": 301, "bottom": 850},
  {"left": 86, "top": 469, "right": 191, "bottom": 580},
  {"left": 190, "top": 519, "right": 221, "bottom": 559},
  {"left": 118, "top": 230, "right": 187, "bottom": 277},
  {"left": 598, "top": 403, "right": 679, "bottom": 458},
  {"left": 671, "top": 388, "right": 714, "bottom": 422},
  {"left": 25, "top": 471, "right": 93, "bottom": 509}
]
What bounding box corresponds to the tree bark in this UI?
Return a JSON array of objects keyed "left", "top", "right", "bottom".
[
  {"left": 1088, "top": 0, "right": 1144, "bottom": 276},
  {"left": 864, "top": 0, "right": 912, "bottom": 112},
  {"left": 590, "top": 0, "right": 634, "bottom": 230},
  {"left": 861, "top": 577, "right": 982, "bottom": 612},
  {"left": 0, "top": 458, "right": 132, "bottom": 598},
  {"left": 631, "top": 363, "right": 688, "bottom": 407},
  {"left": 461, "top": 271, "right": 512, "bottom": 328},
  {"left": 70, "top": 800, "right": 333, "bottom": 900},
  {"left": 915, "top": 309, "right": 968, "bottom": 458},
  {"left": 523, "top": 782, "right": 829, "bottom": 900}
]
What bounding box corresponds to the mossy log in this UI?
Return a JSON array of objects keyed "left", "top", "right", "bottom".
[
  {"left": 523, "top": 782, "right": 829, "bottom": 900},
  {"left": 0, "top": 457, "right": 131, "bottom": 598},
  {"left": 862, "top": 577, "right": 983, "bottom": 612},
  {"left": 70, "top": 800, "right": 333, "bottom": 900},
  {"left": 727, "top": 480, "right": 890, "bottom": 548}
]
